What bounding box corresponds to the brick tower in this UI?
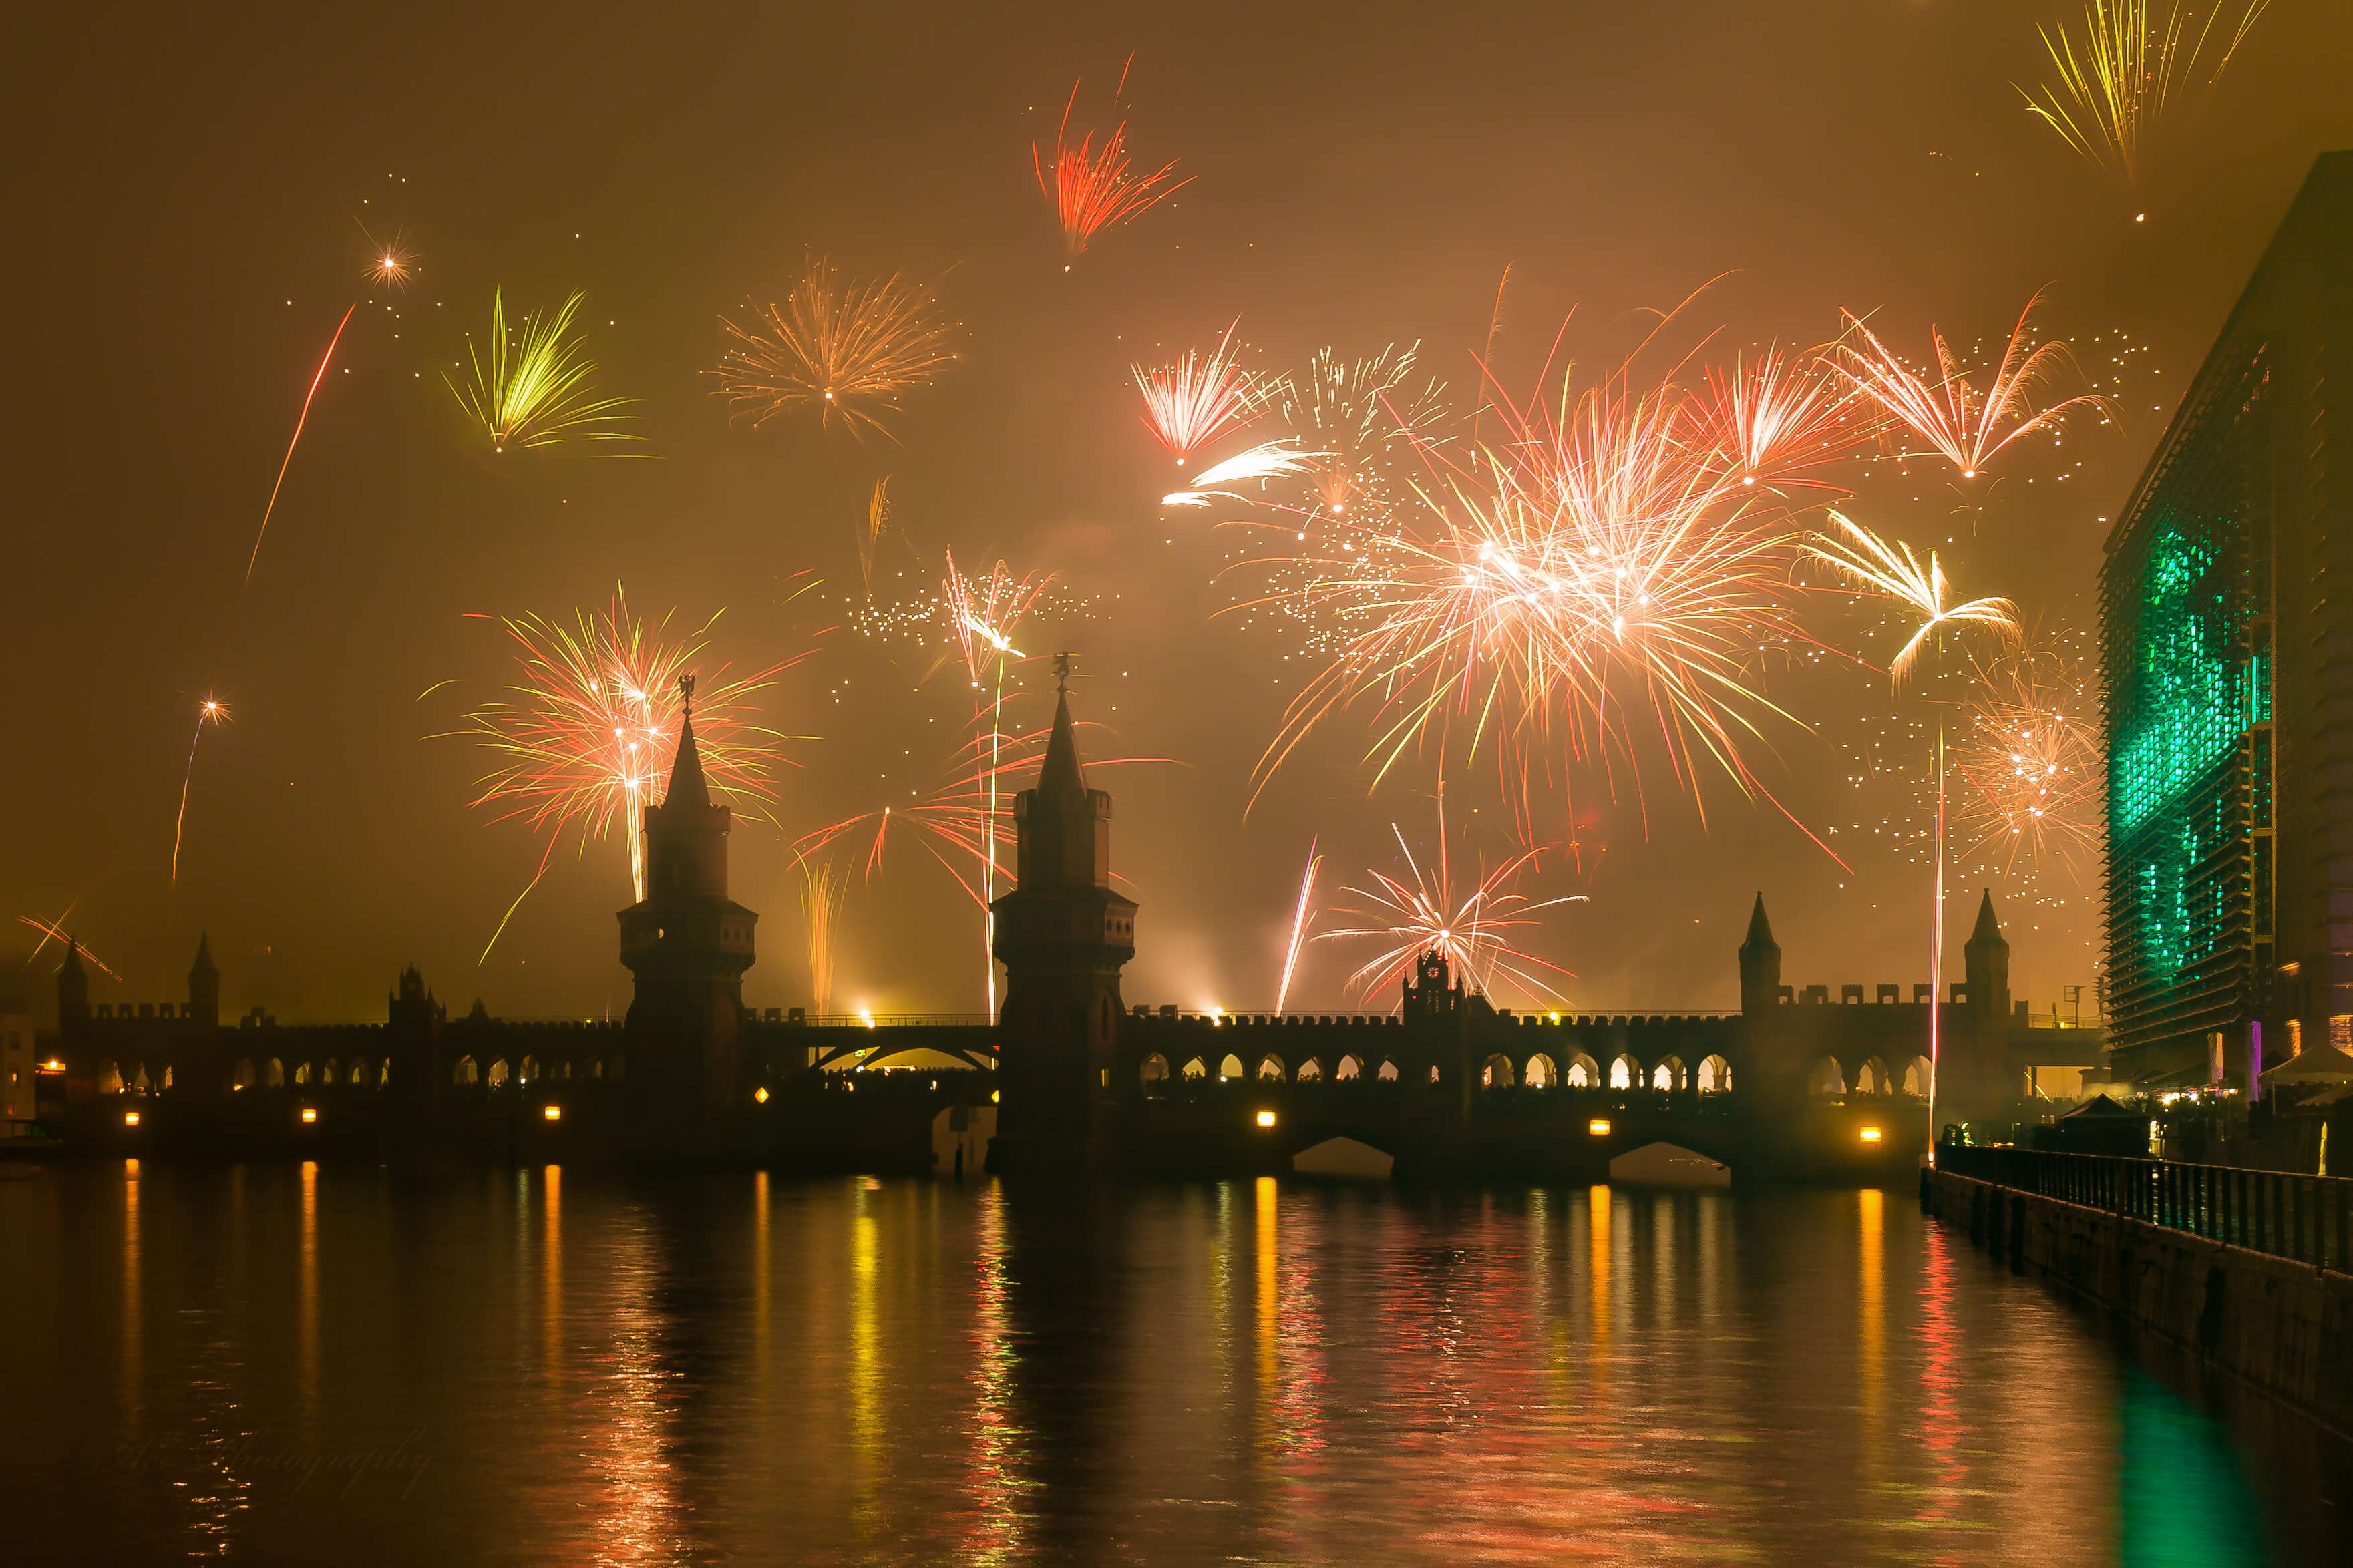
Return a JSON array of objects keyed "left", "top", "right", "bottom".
[
  {"left": 618, "top": 678, "right": 758, "bottom": 1121},
  {"left": 987, "top": 661, "right": 1137, "bottom": 1173}
]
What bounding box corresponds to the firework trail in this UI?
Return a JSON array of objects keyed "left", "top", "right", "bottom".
[
  {"left": 798, "top": 855, "right": 846, "bottom": 1016},
  {"left": 1808, "top": 511, "right": 2020, "bottom": 689},
  {"left": 1320, "top": 801, "right": 1582, "bottom": 1006},
  {"left": 1825, "top": 292, "right": 2110, "bottom": 478},
  {"left": 456, "top": 588, "right": 812, "bottom": 956},
  {"left": 242, "top": 305, "right": 356, "bottom": 585},
  {"left": 1952, "top": 645, "right": 2104, "bottom": 885},
  {"left": 1135, "top": 321, "right": 1265, "bottom": 465},
  {"left": 945, "top": 552, "right": 1057, "bottom": 1012},
  {"left": 1033, "top": 59, "right": 1192, "bottom": 260},
  {"left": 2018, "top": 1, "right": 2269, "bottom": 189},
  {"left": 717, "top": 258, "right": 959, "bottom": 441},
  {"left": 447, "top": 289, "right": 640, "bottom": 453},
  {"left": 1163, "top": 441, "right": 1329, "bottom": 508},
  {"left": 15, "top": 920, "right": 121, "bottom": 980},
  {"left": 169, "top": 698, "right": 230, "bottom": 886},
  {"left": 1274, "top": 839, "right": 1322, "bottom": 1014}
]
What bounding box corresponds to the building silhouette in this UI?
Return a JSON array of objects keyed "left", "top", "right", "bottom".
[{"left": 2101, "top": 152, "right": 2353, "bottom": 1082}]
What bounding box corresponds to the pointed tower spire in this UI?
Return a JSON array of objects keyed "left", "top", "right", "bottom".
[
  {"left": 1037, "top": 686, "right": 1087, "bottom": 797},
  {"left": 188, "top": 932, "right": 220, "bottom": 1027},
  {"left": 1743, "top": 892, "right": 1777, "bottom": 950},
  {"left": 1969, "top": 888, "right": 2004, "bottom": 944},
  {"left": 663, "top": 674, "right": 710, "bottom": 809},
  {"left": 191, "top": 932, "right": 216, "bottom": 974},
  {"left": 1738, "top": 893, "right": 1782, "bottom": 1020}
]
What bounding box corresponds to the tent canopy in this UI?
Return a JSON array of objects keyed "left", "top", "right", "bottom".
[{"left": 2261, "top": 1043, "right": 2353, "bottom": 1084}]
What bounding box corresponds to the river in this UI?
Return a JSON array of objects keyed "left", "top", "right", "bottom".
[{"left": 1, "top": 1160, "right": 2344, "bottom": 1565}]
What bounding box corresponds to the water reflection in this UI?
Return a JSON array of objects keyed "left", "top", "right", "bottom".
[{"left": 5, "top": 1171, "right": 2338, "bottom": 1565}]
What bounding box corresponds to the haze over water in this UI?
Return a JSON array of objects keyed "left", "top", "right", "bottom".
[{"left": 3, "top": 1163, "right": 2342, "bottom": 1565}]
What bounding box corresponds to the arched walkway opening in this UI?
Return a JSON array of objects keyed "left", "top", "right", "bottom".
[
  {"left": 519, "top": 1055, "right": 539, "bottom": 1083},
  {"left": 265, "top": 1058, "right": 284, "bottom": 1087},
  {"left": 1296, "top": 1056, "right": 1323, "bottom": 1081},
  {"left": 321, "top": 1059, "right": 339, "bottom": 1085},
  {"left": 1900, "top": 1056, "right": 1932, "bottom": 1097},
  {"left": 1565, "top": 1052, "right": 1600, "bottom": 1087},
  {"left": 1181, "top": 1056, "right": 1207, "bottom": 1079},
  {"left": 1257, "top": 1055, "right": 1286, "bottom": 1081},
  {"left": 1140, "top": 1052, "right": 1169, "bottom": 1088},
  {"left": 1609, "top": 1054, "right": 1637, "bottom": 1090},
  {"left": 1335, "top": 1054, "right": 1362, "bottom": 1081},
  {"left": 350, "top": 1059, "right": 373, "bottom": 1088},
  {"left": 1218, "top": 1054, "right": 1244, "bottom": 1081},
  {"left": 98, "top": 1062, "right": 123, "bottom": 1096},
  {"left": 1376, "top": 1059, "right": 1399, "bottom": 1081},
  {"left": 1523, "top": 1052, "right": 1556, "bottom": 1088},
  {"left": 232, "top": 1058, "right": 254, "bottom": 1090},
  {"left": 1807, "top": 1056, "right": 1847, "bottom": 1097},
  {"left": 1698, "top": 1054, "right": 1731, "bottom": 1093},
  {"left": 1483, "top": 1054, "right": 1516, "bottom": 1089},
  {"left": 453, "top": 1056, "right": 477, "bottom": 1085},
  {"left": 1651, "top": 1056, "right": 1685, "bottom": 1093},
  {"left": 1854, "top": 1056, "right": 1891, "bottom": 1096},
  {"left": 486, "top": 1058, "right": 510, "bottom": 1088}
]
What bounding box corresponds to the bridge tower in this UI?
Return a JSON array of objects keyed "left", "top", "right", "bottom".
[
  {"left": 988, "top": 663, "right": 1137, "bottom": 1174},
  {"left": 188, "top": 934, "right": 220, "bottom": 1030},
  {"left": 1737, "top": 892, "right": 1805, "bottom": 1113},
  {"left": 618, "top": 678, "right": 759, "bottom": 1123}
]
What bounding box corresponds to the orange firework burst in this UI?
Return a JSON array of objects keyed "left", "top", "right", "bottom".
[
  {"left": 1320, "top": 801, "right": 1582, "bottom": 1006},
  {"left": 16, "top": 918, "right": 121, "bottom": 980},
  {"left": 456, "top": 587, "right": 816, "bottom": 955},
  {"left": 1033, "top": 60, "right": 1192, "bottom": 260},
  {"left": 1135, "top": 321, "right": 1264, "bottom": 465},
  {"left": 1953, "top": 646, "right": 2103, "bottom": 884},
  {"left": 1248, "top": 335, "right": 1851, "bottom": 841},
  {"left": 1825, "top": 292, "right": 2111, "bottom": 478},
  {"left": 359, "top": 222, "right": 418, "bottom": 290},
  {"left": 716, "top": 257, "right": 960, "bottom": 442},
  {"left": 1696, "top": 345, "right": 1878, "bottom": 488}
]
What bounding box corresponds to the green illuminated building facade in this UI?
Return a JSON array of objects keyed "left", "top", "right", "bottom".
[{"left": 2103, "top": 153, "right": 2353, "bottom": 1082}]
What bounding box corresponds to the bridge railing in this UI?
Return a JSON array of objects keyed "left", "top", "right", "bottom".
[{"left": 1939, "top": 1145, "right": 2353, "bottom": 1273}]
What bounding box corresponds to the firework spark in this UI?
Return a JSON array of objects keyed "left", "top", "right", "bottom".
[
  {"left": 1320, "top": 803, "right": 1582, "bottom": 1006},
  {"left": 359, "top": 222, "right": 418, "bottom": 290},
  {"left": 1033, "top": 63, "right": 1192, "bottom": 260},
  {"left": 1135, "top": 321, "right": 1264, "bottom": 465},
  {"left": 2018, "top": 0, "right": 2270, "bottom": 189},
  {"left": 447, "top": 289, "right": 640, "bottom": 453},
  {"left": 457, "top": 588, "right": 809, "bottom": 954},
  {"left": 1825, "top": 293, "right": 2109, "bottom": 478},
  {"left": 242, "top": 304, "right": 357, "bottom": 584},
  {"left": 1809, "top": 511, "right": 2020, "bottom": 689},
  {"left": 859, "top": 477, "right": 892, "bottom": 591},
  {"left": 170, "top": 697, "right": 230, "bottom": 886},
  {"left": 1274, "top": 839, "right": 1322, "bottom": 1014},
  {"left": 717, "top": 259, "right": 959, "bottom": 441},
  {"left": 15, "top": 919, "right": 120, "bottom": 981},
  {"left": 1953, "top": 646, "right": 2104, "bottom": 884}
]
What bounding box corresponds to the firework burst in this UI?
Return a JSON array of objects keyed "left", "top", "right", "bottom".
[
  {"left": 1808, "top": 511, "right": 2020, "bottom": 688},
  {"left": 458, "top": 589, "right": 808, "bottom": 954},
  {"left": 717, "top": 258, "right": 959, "bottom": 442},
  {"left": 447, "top": 289, "right": 640, "bottom": 453},
  {"left": 798, "top": 855, "right": 847, "bottom": 1016},
  {"left": 1135, "top": 321, "right": 1266, "bottom": 465},
  {"left": 2018, "top": 0, "right": 2270, "bottom": 190},
  {"left": 16, "top": 918, "right": 121, "bottom": 981},
  {"left": 1320, "top": 803, "right": 1582, "bottom": 1006},
  {"left": 1274, "top": 839, "right": 1322, "bottom": 1014},
  {"left": 1033, "top": 63, "right": 1192, "bottom": 260},
  {"left": 1825, "top": 292, "right": 2109, "bottom": 479},
  {"left": 359, "top": 222, "right": 418, "bottom": 291},
  {"left": 1953, "top": 646, "right": 2104, "bottom": 885},
  {"left": 1696, "top": 346, "right": 1877, "bottom": 488},
  {"left": 1280, "top": 344, "right": 1449, "bottom": 524}
]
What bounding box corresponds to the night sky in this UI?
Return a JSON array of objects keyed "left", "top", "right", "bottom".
[{"left": 11, "top": 1, "right": 2352, "bottom": 1026}]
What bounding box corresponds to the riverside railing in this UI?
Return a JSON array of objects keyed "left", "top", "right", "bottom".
[{"left": 1938, "top": 1145, "right": 2353, "bottom": 1274}]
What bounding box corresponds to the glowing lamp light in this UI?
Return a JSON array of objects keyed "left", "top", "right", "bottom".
[
  {"left": 543, "top": 1105, "right": 562, "bottom": 1121},
  {"left": 123, "top": 1110, "right": 140, "bottom": 1127},
  {"left": 299, "top": 1107, "right": 317, "bottom": 1124},
  {"left": 860, "top": 1008, "right": 876, "bottom": 1030},
  {"left": 990, "top": 1090, "right": 1001, "bottom": 1104},
  {"left": 753, "top": 1086, "right": 770, "bottom": 1105},
  {"left": 1588, "top": 1119, "right": 1612, "bottom": 1136},
  {"left": 1859, "top": 1126, "right": 1883, "bottom": 1143},
  {"left": 1254, "top": 1110, "right": 1276, "bottom": 1128}
]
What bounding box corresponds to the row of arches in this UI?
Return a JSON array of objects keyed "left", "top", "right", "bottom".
[
  {"left": 1140, "top": 1052, "right": 1405, "bottom": 1085},
  {"left": 96, "top": 1057, "right": 388, "bottom": 1095},
  {"left": 449, "top": 1054, "right": 610, "bottom": 1086},
  {"left": 1481, "top": 1052, "right": 1733, "bottom": 1092},
  {"left": 1810, "top": 1055, "right": 1931, "bottom": 1098}
]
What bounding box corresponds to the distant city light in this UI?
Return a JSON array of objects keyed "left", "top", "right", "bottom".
[{"left": 1254, "top": 1110, "right": 1276, "bottom": 1128}]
